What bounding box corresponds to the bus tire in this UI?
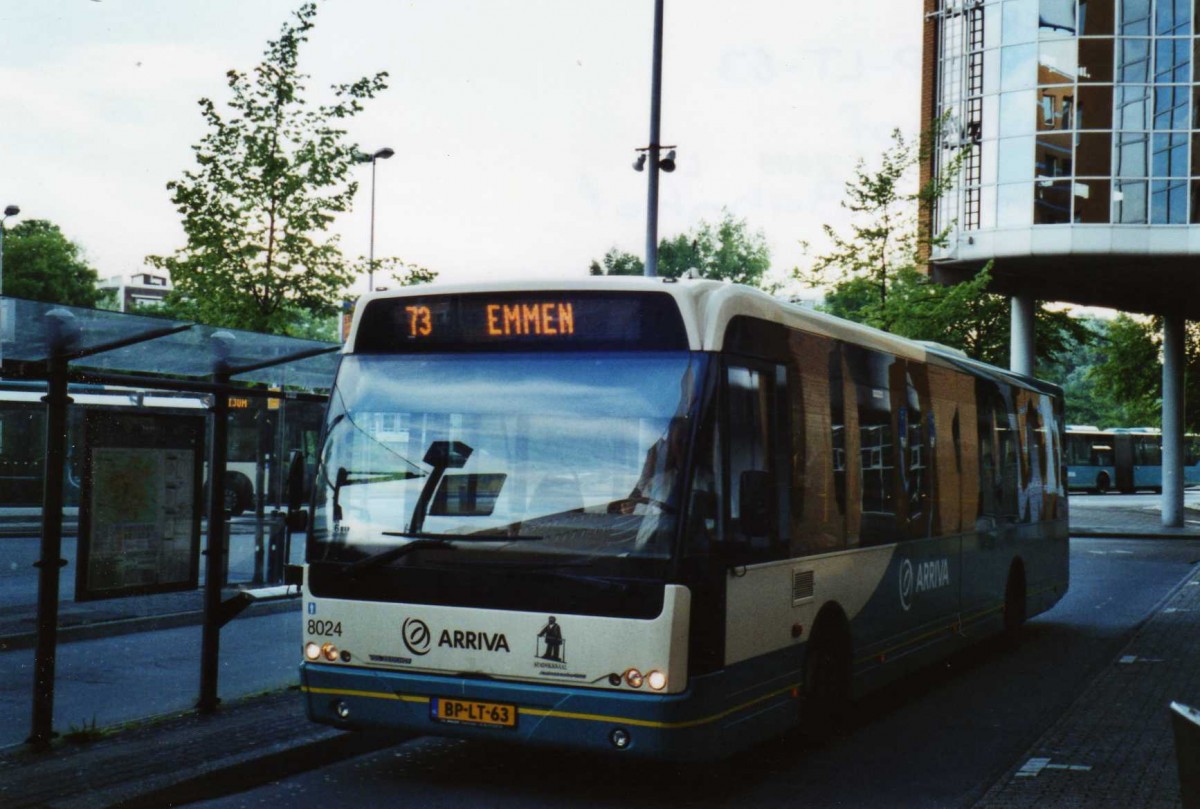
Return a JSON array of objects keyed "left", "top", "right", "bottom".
[
  {"left": 1094, "top": 472, "right": 1110, "bottom": 494},
  {"left": 225, "top": 473, "right": 252, "bottom": 517},
  {"left": 799, "top": 610, "right": 851, "bottom": 744},
  {"left": 1002, "top": 562, "right": 1027, "bottom": 648}
]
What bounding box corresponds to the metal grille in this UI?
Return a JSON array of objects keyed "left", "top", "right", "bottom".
[{"left": 792, "top": 569, "right": 815, "bottom": 603}]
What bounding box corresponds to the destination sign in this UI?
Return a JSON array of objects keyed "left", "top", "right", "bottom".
[{"left": 353, "top": 291, "right": 688, "bottom": 353}]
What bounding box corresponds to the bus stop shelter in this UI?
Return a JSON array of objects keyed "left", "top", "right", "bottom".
[{"left": 0, "top": 294, "right": 339, "bottom": 748}]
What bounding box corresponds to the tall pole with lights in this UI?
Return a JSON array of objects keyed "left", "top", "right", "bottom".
[
  {"left": 366, "top": 147, "right": 394, "bottom": 292},
  {"left": 634, "top": 0, "right": 676, "bottom": 278}
]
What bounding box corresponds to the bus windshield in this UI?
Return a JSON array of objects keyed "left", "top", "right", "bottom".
[{"left": 309, "top": 351, "right": 704, "bottom": 567}]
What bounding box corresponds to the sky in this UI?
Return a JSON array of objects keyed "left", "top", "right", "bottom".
[{"left": 0, "top": 0, "right": 923, "bottom": 295}]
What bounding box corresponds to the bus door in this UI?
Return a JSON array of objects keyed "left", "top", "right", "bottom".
[
  {"left": 720, "top": 359, "right": 794, "bottom": 668},
  {"left": 1113, "top": 434, "right": 1135, "bottom": 492}
]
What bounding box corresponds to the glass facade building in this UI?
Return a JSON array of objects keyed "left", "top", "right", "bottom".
[{"left": 927, "top": 0, "right": 1200, "bottom": 291}]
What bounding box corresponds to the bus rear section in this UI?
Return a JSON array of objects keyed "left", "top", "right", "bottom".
[{"left": 298, "top": 280, "right": 1068, "bottom": 760}]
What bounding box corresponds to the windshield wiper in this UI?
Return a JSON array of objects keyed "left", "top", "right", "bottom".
[{"left": 342, "top": 531, "right": 544, "bottom": 578}]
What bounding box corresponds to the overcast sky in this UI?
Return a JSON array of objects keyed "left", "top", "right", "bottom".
[{"left": 0, "top": 0, "right": 923, "bottom": 293}]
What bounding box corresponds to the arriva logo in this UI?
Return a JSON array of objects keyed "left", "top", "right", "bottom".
[
  {"left": 402, "top": 618, "right": 432, "bottom": 656},
  {"left": 899, "top": 557, "right": 951, "bottom": 611}
]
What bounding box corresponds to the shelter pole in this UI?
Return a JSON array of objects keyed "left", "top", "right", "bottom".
[
  {"left": 28, "top": 354, "right": 71, "bottom": 749},
  {"left": 1009, "top": 294, "right": 1036, "bottom": 377},
  {"left": 198, "top": 371, "right": 230, "bottom": 713},
  {"left": 1162, "top": 313, "right": 1185, "bottom": 528}
]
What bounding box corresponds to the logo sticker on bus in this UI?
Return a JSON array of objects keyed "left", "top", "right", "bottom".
[
  {"left": 899, "top": 557, "right": 951, "bottom": 611},
  {"left": 402, "top": 618, "right": 432, "bottom": 656}
]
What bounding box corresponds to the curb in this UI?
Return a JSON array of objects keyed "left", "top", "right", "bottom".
[
  {"left": 0, "top": 597, "right": 301, "bottom": 653},
  {"left": 108, "top": 728, "right": 402, "bottom": 809},
  {"left": 1069, "top": 529, "right": 1200, "bottom": 539}
]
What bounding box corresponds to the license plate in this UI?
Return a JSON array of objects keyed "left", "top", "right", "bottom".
[{"left": 429, "top": 697, "right": 518, "bottom": 729}]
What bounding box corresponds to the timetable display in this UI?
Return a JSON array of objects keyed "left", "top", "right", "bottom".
[{"left": 354, "top": 291, "right": 688, "bottom": 353}]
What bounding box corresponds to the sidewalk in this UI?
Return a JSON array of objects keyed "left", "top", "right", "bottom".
[
  {"left": 975, "top": 544, "right": 1200, "bottom": 808},
  {"left": 0, "top": 499, "right": 1198, "bottom": 807}
]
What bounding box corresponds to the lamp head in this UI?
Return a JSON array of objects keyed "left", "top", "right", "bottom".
[
  {"left": 633, "top": 153, "right": 647, "bottom": 172},
  {"left": 373, "top": 147, "right": 395, "bottom": 161},
  {"left": 3, "top": 205, "right": 19, "bottom": 217},
  {"left": 658, "top": 150, "right": 676, "bottom": 173}
]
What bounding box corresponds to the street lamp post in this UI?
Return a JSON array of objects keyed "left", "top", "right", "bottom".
[
  {"left": 366, "top": 147, "right": 394, "bottom": 292},
  {"left": 632, "top": 0, "right": 676, "bottom": 278},
  {"left": 0, "top": 204, "right": 20, "bottom": 296}
]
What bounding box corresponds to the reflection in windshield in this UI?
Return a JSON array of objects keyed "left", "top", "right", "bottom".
[{"left": 310, "top": 352, "right": 703, "bottom": 564}]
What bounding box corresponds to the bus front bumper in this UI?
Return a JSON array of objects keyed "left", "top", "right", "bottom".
[{"left": 300, "top": 662, "right": 797, "bottom": 760}]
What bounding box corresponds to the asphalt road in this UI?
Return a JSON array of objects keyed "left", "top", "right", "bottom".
[{"left": 189, "top": 536, "right": 1200, "bottom": 809}]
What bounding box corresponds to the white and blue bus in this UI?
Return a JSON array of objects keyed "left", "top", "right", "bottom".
[
  {"left": 297, "top": 279, "right": 1069, "bottom": 760},
  {"left": 1065, "top": 426, "right": 1200, "bottom": 493}
]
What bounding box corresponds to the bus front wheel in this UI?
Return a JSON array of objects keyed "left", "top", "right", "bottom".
[{"left": 799, "top": 612, "right": 851, "bottom": 743}]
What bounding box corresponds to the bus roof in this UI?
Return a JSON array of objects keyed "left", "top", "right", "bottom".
[{"left": 348, "top": 278, "right": 1055, "bottom": 393}]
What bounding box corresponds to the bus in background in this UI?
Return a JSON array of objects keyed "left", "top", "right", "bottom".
[
  {"left": 0, "top": 382, "right": 324, "bottom": 515},
  {"left": 1065, "top": 426, "right": 1200, "bottom": 493},
  {"left": 295, "top": 278, "right": 1069, "bottom": 760}
]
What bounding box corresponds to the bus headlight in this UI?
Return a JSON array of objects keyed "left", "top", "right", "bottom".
[
  {"left": 321, "top": 642, "right": 339, "bottom": 662},
  {"left": 304, "top": 642, "right": 322, "bottom": 661},
  {"left": 647, "top": 670, "right": 667, "bottom": 691},
  {"left": 624, "top": 668, "right": 644, "bottom": 688}
]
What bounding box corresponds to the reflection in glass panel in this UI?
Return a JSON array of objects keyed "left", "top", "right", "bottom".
[
  {"left": 1039, "top": 40, "right": 1078, "bottom": 82},
  {"left": 1073, "top": 179, "right": 1111, "bottom": 222},
  {"left": 999, "top": 137, "right": 1035, "bottom": 182},
  {"left": 1004, "top": 0, "right": 1039, "bottom": 45},
  {"left": 1152, "top": 132, "right": 1188, "bottom": 176},
  {"left": 1080, "top": 0, "right": 1114, "bottom": 35},
  {"left": 998, "top": 183, "right": 1034, "bottom": 226},
  {"left": 1155, "top": 0, "right": 1191, "bottom": 36},
  {"left": 1154, "top": 38, "right": 1190, "bottom": 83},
  {"left": 1035, "top": 88, "right": 1073, "bottom": 131},
  {"left": 1040, "top": 0, "right": 1077, "bottom": 36},
  {"left": 1119, "top": 0, "right": 1150, "bottom": 35},
  {"left": 1150, "top": 179, "right": 1188, "bottom": 222},
  {"left": 1076, "top": 132, "right": 1113, "bottom": 175},
  {"left": 1035, "top": 180, "right": 1073, "bottom": 222},
  {"left": 982, "top": 137, "right": 999, "bottom": 184},
  {"left": 1190, "top": 181, "right": 1200, "bottom": 223},
  {"left": 1113, "top": 179, "right": 1148, "bottom": 222},
  {"left": 1002, "top": 44, "right": 1039, "bottom": 91},
  {"left": 1036, "top": 133, "right": 1074, "bottom": 177},
  {"left": 1193, "top": 134, "right": 1200, "bottom": 175},
  {"left": 1153, "top": 85, "right": 1189, "bottom": 129},
  {"left": 1116, "top": 84, "right": 1152, "bottom": 128},
  {"left": 1076, "top": 84, "right": 1113, "bottom": 128},
  {"left": 1001, "top": 90, "right": 1038, "bottom": 136},
  {"left": 1115, "top": 132, "right": 1150, "bottom": 176},
  {"left": 1118, "top": 38, "right": 1152, "bottom": 82},
  {"left": 1078, "top": 36, "right": 1115, "bottom": 81}
]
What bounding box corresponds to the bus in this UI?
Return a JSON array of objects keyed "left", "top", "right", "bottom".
[
  {"left": 297, "top": 278, "right": 1069, "bottom": 760},
  {"left": 0, "top": 382, "right": 324, "bottom": 515},
  {"left": 1064, "top": 426, "right": 1200, "bottom": 493}
]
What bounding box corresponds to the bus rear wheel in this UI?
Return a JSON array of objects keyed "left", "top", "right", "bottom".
[{"left": 799, "top": 618, "right": 851, "bottom": 743}]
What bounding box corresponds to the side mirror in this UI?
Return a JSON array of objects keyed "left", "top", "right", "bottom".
[
  {"left": 738, "top": 470, "right": 773, "bottom": 538},
  {"left": 286, "top": 450, "right": 307, "bottom": 512}
]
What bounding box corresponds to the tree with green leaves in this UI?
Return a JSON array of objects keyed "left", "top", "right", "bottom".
[
  {"left": 589, "top": 209, "right": 772, "bottom": 288},
  {"left": 148, "top": 2, "right": 388, "bottom": 335},
  {"left": 1, "top": 219, "right": 112, "bottom": 308},
  {"left": 799, "top": 126, "right": 1088, "bottom": 372}
]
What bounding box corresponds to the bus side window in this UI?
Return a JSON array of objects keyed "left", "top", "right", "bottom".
[{"left": 725, "top": 363, "right": 786, "bottom": 560}]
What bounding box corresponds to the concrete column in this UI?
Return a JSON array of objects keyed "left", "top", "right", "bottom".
[
  {"left": 1162, "top": 313, "right": 1185, "bottom": 529},
  {"left": 1010, "top": 294, "right": 1036, "bottom": 377}
]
